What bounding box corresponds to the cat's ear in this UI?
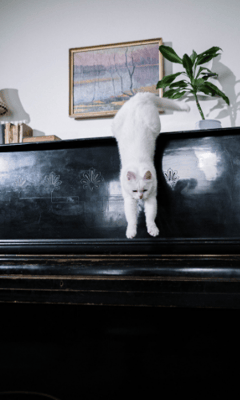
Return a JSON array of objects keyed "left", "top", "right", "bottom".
[
  {"left": 144, "top": 170, "right": 152, "bottom": 180},
  {"left": 127, "top": 171, "right": 136, "bottom": 181}
]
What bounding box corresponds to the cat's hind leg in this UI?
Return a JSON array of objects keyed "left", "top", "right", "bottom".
[{"left": 144, "top": 196, "right": 159, "bottom": 237}]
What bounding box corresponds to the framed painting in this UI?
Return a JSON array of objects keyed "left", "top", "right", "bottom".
[{"left": 69, "top": 38, "right": 163, "bottom": 119}]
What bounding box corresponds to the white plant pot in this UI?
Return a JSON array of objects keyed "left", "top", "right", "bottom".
[{"left": 195, "top": 119, "right": 222, "bottom": 130}]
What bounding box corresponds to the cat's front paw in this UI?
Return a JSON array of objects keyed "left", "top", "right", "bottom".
[
  {"left": 126, "top": 225, "right": 137, "bottom": 239},
  {"left": 147, "top": 223, "right": 159, "bottom": 237}
]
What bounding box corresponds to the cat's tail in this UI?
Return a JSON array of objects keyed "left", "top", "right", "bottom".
[{"left": 151, "top": 94, "right": 190, "bottom": 112}]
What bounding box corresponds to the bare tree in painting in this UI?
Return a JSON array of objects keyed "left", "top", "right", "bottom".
[
  {"left": 95, "top": 64, "right": 105, "bottom": 88},
  {"left": 125, "top": 48, "right": 136, "bottom": 95},
  {"left": 108, "top": 55, "right": 116, "bottom": 96},
  {"left": 91, "top": 59, "right": 97, "bottom": 104},
  {"left": 114, "top": 53, "right": 124, "bottom": 94}
]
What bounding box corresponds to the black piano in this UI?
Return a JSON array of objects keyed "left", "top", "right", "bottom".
[{"left": 0, "top": 127, "right": 239, "bottom": 398}]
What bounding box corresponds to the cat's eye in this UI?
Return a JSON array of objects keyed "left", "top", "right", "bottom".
[
  {"left": 143, "top": 190, "right": 147, "bottom": 192},
  {"left": 133, "top": 190, "right": 138, "bottom": 192}
]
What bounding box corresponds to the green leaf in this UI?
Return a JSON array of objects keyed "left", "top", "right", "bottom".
[
  {"left": 203, "top": 73, "right": 218, "bottom": 78},
  {"left": 163, "top": 89, "right": 179, "bottom": 98},
  {"left": 169, "top": 80, "right": 188, "bottom": 89},
  {"left": 159, "top": 45, "right": 183, "bottom": 64},
  {"left": 194, "top": 78, "right": 206, "bottom": 87},
  {"left": 196, "top": 84, "right": 213, "bottom": 96},
  {"left": 163, "top": 88, "right": 187, "bottom": 99},
  {"left": 182, "top": 54, "right": 193, "bottom": 79},
  {"left": 202, "top": 73, "right": 218, "bottom": 81},
  {"left": 200, "top": 67, "right": 218, "bottom": 75},
  {"left": 204, "top": 82, "right": 230, "bottom": 105},
  {"left": 171, "top": 91, "right": 187, "bottom": 99},
  {"left": 196, "top": 53, "right": 221, "bottom": 66},
  {"left": 196, "top": 66, "right": 218, "bottom": 79},
  {"left": 156, "top": 72, "right": 183, "bottom": 89},
  {"left": 190, "top": 50, "right": 198, "bottom": 65},
  {"left": 197, "top": 46, "right": 222, "bottom": 58}
]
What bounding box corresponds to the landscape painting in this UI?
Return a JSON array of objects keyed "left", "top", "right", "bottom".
[{"left": 69, "top": 38, "right": 163, "bottom": 118}]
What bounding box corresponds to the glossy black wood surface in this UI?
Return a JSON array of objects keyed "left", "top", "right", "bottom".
[
  {"left": 1, "top": 127, "right": 240, "bottom": 254},
  {"left": 1, "top": 127, "right": 240, "bottom": 308},
  {"left": 1, "top": 131, "right": 239, "bottom": 399}
]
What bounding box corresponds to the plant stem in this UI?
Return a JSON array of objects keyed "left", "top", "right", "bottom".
[{"left": 193, "top": 92, "right": 205, "bottom": 120}]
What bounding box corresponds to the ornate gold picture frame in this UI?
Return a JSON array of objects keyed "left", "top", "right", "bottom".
[{"left": 69, "top": 38, "right": 163, "bottom": 119}]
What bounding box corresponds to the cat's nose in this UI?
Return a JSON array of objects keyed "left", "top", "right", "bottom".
[{"left": 139, "top": 194, "right": 143, "bottom": 200}]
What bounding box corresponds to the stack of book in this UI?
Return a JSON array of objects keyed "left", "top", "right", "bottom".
[
  {"left": 0, "top": 124, "right": 5, "bottom": 144},
  {"left": 4, "top": 123, "right": 33, "bottom": 143},
  {"left": 0, "top": 123, "right": 60, "bottom": 144}
]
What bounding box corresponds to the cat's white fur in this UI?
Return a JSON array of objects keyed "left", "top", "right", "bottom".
[{"left": 112, "top": 92, "right": 190, "bottom": 239}]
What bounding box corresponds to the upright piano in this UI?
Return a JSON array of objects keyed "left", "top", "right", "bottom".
[{"left": 0, "top": 127, "right": 239, "bottom": 398}]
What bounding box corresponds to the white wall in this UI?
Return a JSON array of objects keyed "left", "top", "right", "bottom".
[{"left": 1, "top": 0, "right": 240, "bottom": 139}]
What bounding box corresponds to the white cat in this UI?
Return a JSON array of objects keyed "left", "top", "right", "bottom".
[{"left": 112, "top": 92, "right": 190, "bottom": 239}]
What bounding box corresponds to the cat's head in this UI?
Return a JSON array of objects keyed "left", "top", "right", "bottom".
[{"left": 122, "top": 168, "right": 156, "bottom": 200}]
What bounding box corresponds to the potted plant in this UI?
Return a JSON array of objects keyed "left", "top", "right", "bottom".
[{"left": 156, "top": 45, "right": 230, "bottom": 129}]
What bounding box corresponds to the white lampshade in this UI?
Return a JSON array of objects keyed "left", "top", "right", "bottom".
[
  {"left": 0, "top": 89, "right": 30, "bottom": 124},
  {"left": 0, "top": 96, "right": 8, "bottom": 115}
]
